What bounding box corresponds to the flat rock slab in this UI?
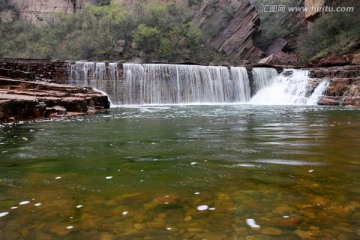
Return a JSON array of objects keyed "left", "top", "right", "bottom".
[{"left": 0, "top": 77, "right": 110, "bottom": 123}]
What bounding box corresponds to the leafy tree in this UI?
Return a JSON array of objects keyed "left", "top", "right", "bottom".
[
  {"left": 298, "top": 1, "right": 360, "bottom": 62},
  {"left": 0, "top": 0, "right": 224, "bottom": 63},
  {"left": 133, "top": 24, "right": 161, "bottom": 54},
  {"left": 250, "top": 0, "right": 303, "bottom": 50}
]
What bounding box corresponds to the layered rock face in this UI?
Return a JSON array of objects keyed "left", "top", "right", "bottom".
[
  {"left": 193, "top": 0, "right": 262, "bottom": 62},
  {"left": 304, "top": 0, "right": 326, "bottom": 21},
  {"left": 0, "top": 58, "right": 68, "bottom": 81},
  {"left": 0, "top": 77, "right": 110, "bottom": 123},
  {"left": 309, "top": 65, "right": 360, "bottom": 106},
  {"left": 256, "top": 0, "right": 306, "bottom": 66},
  {"left": 10, "top": 0, "right": 93, "bottom": 22}
]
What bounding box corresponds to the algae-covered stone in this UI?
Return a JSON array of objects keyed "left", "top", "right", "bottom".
[{"left": 261, "top": 227, "right": 283, "bottom": 235}]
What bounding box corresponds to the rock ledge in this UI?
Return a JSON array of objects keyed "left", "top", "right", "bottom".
[{"left": 0, "top": 77, "right": 110, "bottom": 123}]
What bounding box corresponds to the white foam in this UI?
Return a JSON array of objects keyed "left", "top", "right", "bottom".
[
  {"left": 246, "top": 218, "right": 260, "bottom": 228},
  {"left": 19, "top": 201, "right": 30, "bottom": 205},
  {"left": 255, "top": 159, "right": 323, "bottom": 166},
  {"left": 0, "top": 212, "right": 9, "bottom": 218},
  {"left": 197, "top": 205, "right": 209, "bottom": 211}
]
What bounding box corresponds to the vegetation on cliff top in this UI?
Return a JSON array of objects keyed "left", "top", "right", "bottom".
[
  {"left": 1, "top": 0, "right": 359, "bottom": 64},
  {"left": 250, "top": 0, "right": 303, "bottom": 50},
  {"left": 298, "top": 0, "right": 360, "bottom": 62},
  {"left": 0, "top": 0, "right": 225, "bottom": 63}
]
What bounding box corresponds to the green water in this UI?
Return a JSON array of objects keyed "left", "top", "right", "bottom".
[{"left": 0, "top": 105, "right": 359, "bottom": 239}]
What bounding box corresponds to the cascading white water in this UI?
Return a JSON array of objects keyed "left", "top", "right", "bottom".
[
  {"left": 307, "top": 80, "right": 330, "bottom": 105},
  {"left": 68, "top": 62, "right": 328, "bottom": 106},
  {"left": 68, "top": 61, "right": 122, "bottom": 104},
  {"left": 252, "top": 68, "right": 278, "bottom": 94},
  {"left": 230, "top": 67, "right": 251, "bottom": 102},
  {"left": 250, "top": 69, "right": 329, "bottom": 105},
  {"left": 123, "top": 63, "right": 251, "bottom": 104}
]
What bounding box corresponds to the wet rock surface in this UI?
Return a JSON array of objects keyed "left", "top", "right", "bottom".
[
  {"left": 258, "top": 51, "right": 298, "bottom": 66},
  {"left": 0, "top": 58, "right": 68, "bottom": 82},
  {"left": 307, "top": 65, "right": 360, "bottom": 106},
  {"left": 0, "top": 77, "right": 110, "bottom": 123}
]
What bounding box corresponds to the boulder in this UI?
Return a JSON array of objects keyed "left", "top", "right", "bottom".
[
  {"left": 308, "top": 65, "right": 360, "bottom": 78},
  {"left": 326, "top": 79, "right": 352, "bottom": 97},
  {"left": 266, "top": 38, "right": 288, "bottom": 56},
  {"left": 318, "top": 96, "right": 340, "bottom": 106},
  {"left": 258, "top": 51, "right": 297, "bottom": 66},
  {"left": 351, "top": 52, "right": 360, "bottom": 65},
  {"left": 318, "top": 96, "right": 360, "bottom": 106},
  {"left": 317, "top": 55, "right": 351, "bottom": 67}
]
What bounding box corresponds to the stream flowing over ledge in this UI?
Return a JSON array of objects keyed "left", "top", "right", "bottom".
[{"left": 1, "top": 58, "right": 360, "bottom": 122}]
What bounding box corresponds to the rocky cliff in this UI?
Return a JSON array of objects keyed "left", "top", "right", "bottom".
[
  {"left": 304, "top": 0, "right": 326, "bottom": 21},
  {"left": 192, "top": 0, "right": 262, "bottom": 62},
  {"left": 10, "top": 0, "right": 93, "bottom": 22},
  {"left": 309, "top": 65, "right": 360, "bottom": 106},
  {"left": 8, "top": 0, "right": 263, "bottom": 63}
]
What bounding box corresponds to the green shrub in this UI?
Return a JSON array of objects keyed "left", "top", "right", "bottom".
[
  {"left": 0, "top": 0, "right": 226, "bottom": 63},
  {"left": 298, "top": 2, "right": 360, "bottom": 62},
  {"left": 133, "top": 24, "right": 161, "bottom": 54}
]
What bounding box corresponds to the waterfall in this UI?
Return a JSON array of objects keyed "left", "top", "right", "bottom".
[
  {"left": 250, "top": 69, "right": 329, "bottom": 105},
  {"left": 123, "top": 63, "right": 251, "bottom": 104},
  {"left": 68, "top": 61, "right": 123, "bottom": 104},
  {"left": 252, "top": 68, "right": 278, "bottom": 94},
  {"left": 307, "top": 80, "right": 330, "bottom": 105},
  {"left": 67, "top": 62, "right": 328, "bottom": 106},
  {"left": 230, "top": 67, "right": 251, "bottom": 102}
]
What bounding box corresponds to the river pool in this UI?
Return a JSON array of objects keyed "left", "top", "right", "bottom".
[{"left": 0, "top": 105, "right": 359, "bottom": 239}]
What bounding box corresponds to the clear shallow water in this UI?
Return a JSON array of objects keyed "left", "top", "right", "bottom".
[{"left": 0, "top": 105, "right": 359, "bottom": 239}]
